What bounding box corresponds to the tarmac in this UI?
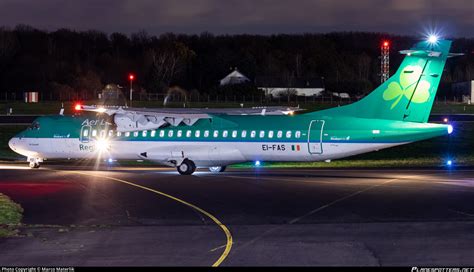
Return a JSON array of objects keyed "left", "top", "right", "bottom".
[{"left": 1, "top": 163, "right": 474, "bottom": 266}]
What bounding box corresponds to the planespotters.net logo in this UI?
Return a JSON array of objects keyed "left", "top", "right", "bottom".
[{"left": 412, "top": 267, "right": 474, "bottom": 272}]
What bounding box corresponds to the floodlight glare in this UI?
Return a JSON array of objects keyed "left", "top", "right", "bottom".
[
  {"left": 428, "top": 35, "right": 438, "bottom": 44},
  {"left": 95, "top": 139, "right": 110, "bottom": 152}
]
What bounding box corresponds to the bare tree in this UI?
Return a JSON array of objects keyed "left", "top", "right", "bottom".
[{"left": 150, "top": 41, "right": 195, "bottom": 92}]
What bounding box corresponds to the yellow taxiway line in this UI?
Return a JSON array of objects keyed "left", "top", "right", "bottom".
[{"left": 68, "top": 170, "right": 233, "bottom": 267}]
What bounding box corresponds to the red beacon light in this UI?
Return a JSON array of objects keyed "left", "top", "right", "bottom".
[
  {"left": 129, "top": 74, "right": 134, "bottom": 81},
  {"left": 74, "top": 104, "right": 82, "bottom": 111},
  {"left": 383, "top": 41, "right": 389, "bottom": 47}
]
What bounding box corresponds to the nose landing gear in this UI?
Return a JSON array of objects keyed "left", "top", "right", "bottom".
[{"left": 28, "top": 157, "right": 42, "bottom": 169}]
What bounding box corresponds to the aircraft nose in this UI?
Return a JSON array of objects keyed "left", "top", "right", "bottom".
[{"left": 8, "top": 137, "right": 17, "bottom": 151}]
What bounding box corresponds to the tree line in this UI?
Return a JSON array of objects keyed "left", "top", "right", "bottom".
[{"left": 0, "top": 25, "right": 473, "bottom": 101}]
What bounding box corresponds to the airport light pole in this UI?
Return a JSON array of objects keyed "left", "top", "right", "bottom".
[{"left": 129, "top": 74, "right": 134, "bottom": 107}]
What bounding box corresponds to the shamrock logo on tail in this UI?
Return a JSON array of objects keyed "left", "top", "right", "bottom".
[{"left": 382, "top": 65, "right": 431, "bottom": 109}]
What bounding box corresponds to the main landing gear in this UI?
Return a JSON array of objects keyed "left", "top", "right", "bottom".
[
  {"left": 176, "top": 159, "right": 227, "bottom": 175},
  {"left": 209, "top": 166, "right": 226, "bottom": 173},
  {"left": 177, "top": 159, "right": 196, "bottom": 175}
]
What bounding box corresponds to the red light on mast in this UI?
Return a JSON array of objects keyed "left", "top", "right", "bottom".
[
  {"left": 129, "top": 74, "right": 134, "bottom": 81},
  {"left": 382, "top": 41, "right": 389, "bottom": 47},
  {"left": 74, "top": 104, "right": 82, "bottom": 111}
]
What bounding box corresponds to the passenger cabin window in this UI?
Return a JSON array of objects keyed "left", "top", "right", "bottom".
[
  {"left": 259, "top": 131, "right": 265, "bottom": 138},
  {"left": 83, "top": 129, "right": 89, "bottom": 137},
  {"left": 286, "top": 131, "right": 292, "bottom": 138},
  {"left": 241, "top": 130, "right": 247, "bottom": 138},
  {"left": 142, "top": 131, "right": 147, "bottom": 137},
  {"left": 186, "top": 130, "right": 192, "bottom": 137},
  {"left": 177, "top": 130, "right": 182, "bottom": 137},
  {"left": 277, "top": 131, "right": 283, "bottom": 138},
  {"left": 295, "top": 131, "right": 301, "bottom": 138},
  {"left": 195, "top": 131, "right": 200, "bottom": 138},
  {"left": 232, "top": 131, "right": 237, "bottom": 138},
  {"left": 92, "top": 130, "right": 97, "bottom": 137},
  {"left": 159, "top": 130, "right": 165, "bottom": 137},
  {"left": 117, "top": 131, "right": 122, "bottom": 137},
  {"left": 213, "top": 130, "right": 219, "bottom": 137},
  {"left": 133, "top": 131, "right": 139, "bottom": 137},
  {"left": 151, "top": 130, "right": 156, "bottom": 137},
  {"left": 125, "top": 132, "right": 130, "bottom": 137},
  {"left": 204, "top": 130, "right": 209, "bottom": 137},
  {"left": 223, "top": 131, "right": 228, "bottom": 138},
  {"left": 268, "top": 131, "right": 274, "bottom": 138},
  {"left": 100, "top": 130, "right": 106, "bottom": 137},
  {"left": 108, "top": 130, "right": 114, "bottom": 137},
  {"left": 250, "top": 131, "right": 256, "bottom": 138},
  {"left": 168, "top": 130, "right": 173, "bottom": 137}
]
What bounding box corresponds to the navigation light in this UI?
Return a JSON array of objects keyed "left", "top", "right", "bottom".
[{"left": 447, "top": 125, "right": 453, "bottom": 135}]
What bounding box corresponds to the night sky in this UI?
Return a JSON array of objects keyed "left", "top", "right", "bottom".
[{"left": 0, "top": 0, "right": 472, "bottom": 37}]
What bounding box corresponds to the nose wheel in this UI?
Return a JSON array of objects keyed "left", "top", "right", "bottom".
[
  {"left": 29, "top": 161, "right": 40, "bottom": 168},
  {"left": 177, "top": 159, "right": 196, "bottom": 175},
  {"left": 28, "top": 157, "right": 42, "bottom": 169}
]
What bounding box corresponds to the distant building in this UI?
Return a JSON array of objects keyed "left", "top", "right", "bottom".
[
  {"left": 331, "top": 92, "right": 350, "bottom": 99},
  {"left": 98, "top": 84, "right": 127, "bottom": 105},
  {"left": 220, "top": 69, "right": 250, "bottom": 86},
  {"left": 256, "top": 77, "right": 325, "bottom": 97},
  {"left": 100, "top": 84, "right": 123, "bottom": 99},
  {"left": 452, "top": 80, "right": 474, "bottom": 104},
  {"left": 24, "top": 92, "right": 39, "bottom": 103}
]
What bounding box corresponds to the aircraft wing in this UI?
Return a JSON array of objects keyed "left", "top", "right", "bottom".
[{"left": 78, "top": 105, "right": 300, "bottom": 132}]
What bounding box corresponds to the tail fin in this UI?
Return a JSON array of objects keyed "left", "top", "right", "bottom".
[{"left": 321, "top": 40, "right": 452, "bottom": 123}]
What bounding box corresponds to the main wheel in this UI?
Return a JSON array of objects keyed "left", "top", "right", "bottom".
[
  {"left": 177, "top": 159, "right": 196, "bottom": 175},
  {"left": 209, "top": 166, "right": 226, "bottom": 173}
]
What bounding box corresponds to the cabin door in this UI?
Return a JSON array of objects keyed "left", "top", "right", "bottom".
[
  {"left": 308, "top": 120, "right": 324, "bottom": 154},
  {"left": 80, "top": 125, "right": 91, "bottom": 143}
]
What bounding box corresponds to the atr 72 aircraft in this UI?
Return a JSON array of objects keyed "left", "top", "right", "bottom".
[{"left": 9, "top": 39, "right": 455, "bottom": 175}]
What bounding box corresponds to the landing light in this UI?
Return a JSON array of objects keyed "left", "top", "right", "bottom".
[
  {"left": 108, "top": 158, "right": 113, "bottom": 163},
  {"left": 446, "top": 160, "right": 453, "bottom": 167},
  {"left": 447, "top": 125, "right": 453, "bottom": 134},
  {"left": 255, "top": 160, "right": 261, "bottom": 166},
  {"left": 443, "top": 118, "right": 449, "bottom": 123},
  {"left": 95, "top": 139, "right": 109, "bottom": 152}
]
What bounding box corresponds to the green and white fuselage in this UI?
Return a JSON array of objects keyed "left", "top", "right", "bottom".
[
  {"left": 9, "top": 114, "right": 449, "bottom": 164},
  {"left": 9, "top": 39, "right": 454, "bottom": 174}
]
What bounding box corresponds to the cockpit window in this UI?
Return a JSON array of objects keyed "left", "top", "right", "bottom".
[{"left": 28, "top": 121, "right": 40, "bottom": 130}]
